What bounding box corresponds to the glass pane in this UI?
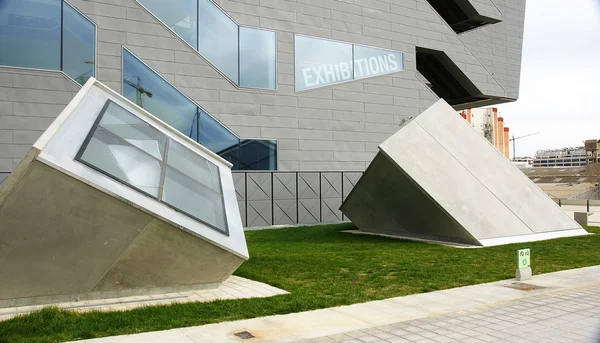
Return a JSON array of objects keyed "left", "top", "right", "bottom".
[
  {"left": 62, "top": 3, "right": 95, "bottom": 85},
  {"left": 295, "top": 35, "right": 353, "bottom": 91},
  {"left": 0, "top": 0, "right": 61, "bottom": 70},
  {"left": 353, "top": 45, "right": 403, "bottom": 80},
  {"left": 137, "top": 0, "right": 198, "bottom": 49},
  {"left": 167, "top": 139, "right": 221, "bottom": 193},
  {"left": 77, "top": 101, "right": 167, "bottom": 198},
  {"left": 239, "top": 27, "right": 276, "bottom": 89},
  {"left": 237, "top": 139, "right": 277, "bottom": 170},
  {"left": 198, "top": 0, "right": 238, "bottom": 83},
  {"left": 199, "top": 110, "right": 239, "bottom": 155},
  {"left": 123, "top": 49, "right": 198, "bottom": 137},
  {"left": 163, "top": 140, "right": 227, "bottom": 233}
]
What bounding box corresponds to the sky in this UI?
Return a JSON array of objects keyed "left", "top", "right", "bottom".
[{"left": 495, "top": 0, "right": 600, "bottom": 158}]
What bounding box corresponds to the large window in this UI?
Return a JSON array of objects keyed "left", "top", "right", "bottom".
[
  {"left": 136, "top": 0, "right": 198, "bottom": 49},
  {"left": 0, "top": 0, "right": 95, "bottom": 85},
  {"left": 295, "top": 35, "right": 404, "bottom": 91},
  {"left": 62, "top": 2, "right": 96, "bottom": 84},
  {"left": 198, "top": 0, "right": 238, "bottom": 82},
  {"left": 76, "top": 100, "right": 229, "bottom": 234},
  {"left": 240, "top": 27, "right": 276, "bottom": 89},
  {"left": 123, "top": 48, "right": 277, "bottom": 170},
  {"left": 137, "top": 0, "right": 276, "bottom": 90}
]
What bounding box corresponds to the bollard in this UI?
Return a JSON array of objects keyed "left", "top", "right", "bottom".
[
  {"left": 559, "top": 199, "right": 562, "bottom": 207},
  {"left": 516, "top": 248, "right": 532, "bottom": 281},
  {"left": 587, "top": 200, "right": 590, "bottom": 212}
]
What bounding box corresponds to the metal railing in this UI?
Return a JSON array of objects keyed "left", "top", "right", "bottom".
[{"left": 233, "top": 171, "right": 364, "bottom": 227}]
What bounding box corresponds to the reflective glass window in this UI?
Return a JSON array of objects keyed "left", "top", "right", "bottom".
[
  {"left": 240, "top": 27, "right": 276, "bottom": 89},
  {"left": 162, "top": 140, "right": 228, "bottom": 233},
  {"left": 199, "top": 111, "right": 239, "bottom": 155},
  {"left": 0, "top": 0, "right": 61, "bottom": 70},
  {"left": 123, "top": 49, "right": 197, "bottom": 136},
  {"left": 295, "top": 35, "right": 353, "bottom": 91},
  {"left": 62, "top": 3, "right": 95, "bottom": 85},
  {"left": 137, "top": 0, "right": 198, "bottom": 49},
  {"left": 76, "top": 101, "right": 168, "bottom": 198},
  {"left": 198, "top": 0, "right": 238, "bottom": 82},
  {"left": 237, "top": 139, "right": 277, "bottom": 170},
  {"left": 353, "top": 45, "right": 403, "bottom": 80}
]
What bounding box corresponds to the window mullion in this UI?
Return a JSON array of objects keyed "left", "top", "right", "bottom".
[{"left": 158, "top": 139, "right": 170, "bottom": 201}]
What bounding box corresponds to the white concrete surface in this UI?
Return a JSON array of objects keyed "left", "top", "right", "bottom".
[
  {"left": 0, "top": 276, "right": 287, "bottom": 322},
  {"left": 70, "top": 265, "right": 600, "bottom": 343},
  {"left": 343, "top": 99, "right": 587, "bottom": 246}
]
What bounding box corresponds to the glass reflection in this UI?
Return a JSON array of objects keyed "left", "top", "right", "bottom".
[
  {"left": 62, "top": 3, "right": 95, "bottom": 85},
  {"left": 198, "top": 0, "right": 238, "bottom": 82},
  {"left": 123, "top": 49, "right": 197, "bottom": 136},
  {"left": 137, "top": 0, "right": 198, "bottom": 49},
  {"left": 237, "top": 139, "right": 277, "bottom": 170},
  {"left": 77, "top": 101, "right": 167, "bottom": 198},
  {"left": 0, "top": 0, "right": 61, "bottom": 70},
  {"left": 295, "top": 35, "right": 353, "bottom": 91},
  {"left": 163, "top": 140, "right": 228, "bottom": 233},
  {"left": 353, "top": 45, "right": 403, "bottom": 80},
  {"left": 240, "top": 27, "right": 276, "bottom": 89},
  {"left": 122, "top": 48, "right": 278, "bottom": 171}
]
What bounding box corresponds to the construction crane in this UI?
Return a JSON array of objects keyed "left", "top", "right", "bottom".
[
  {"left": 123, "top": 76, "right": 153, "bottom": 107},
  {"left": 509, "top": 132, "right": 540, "bottom": 160}
]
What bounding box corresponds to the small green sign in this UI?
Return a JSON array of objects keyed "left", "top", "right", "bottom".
[{"left": 517, "top": 249, "right": 530, "bottom": 269}]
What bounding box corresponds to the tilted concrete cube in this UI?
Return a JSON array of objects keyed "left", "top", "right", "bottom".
[
  {"left": 0, "top": 79, "right": 248, "bottom": 308},
  {"left": 341, "top": 100, "right": 588, "bottom": 247}
]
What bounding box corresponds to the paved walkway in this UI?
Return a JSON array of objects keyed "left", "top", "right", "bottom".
[{"left": 76, "top": 266, "right": 600, "bottom": 343}]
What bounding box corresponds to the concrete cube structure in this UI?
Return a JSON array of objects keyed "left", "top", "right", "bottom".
[
  {"left": 0, "top": 78, "right": 248, "bottom": 308},
  {"left": 341, "top": 100, "right": 588, "bottom": 247}
]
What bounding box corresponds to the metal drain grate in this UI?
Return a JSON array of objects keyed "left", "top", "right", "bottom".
[
  {"left": 504, "top": 282, "right": 547, "bottom": 291},
  {"left": 234, "top": 331, "right": 255, "bottom": 339}
]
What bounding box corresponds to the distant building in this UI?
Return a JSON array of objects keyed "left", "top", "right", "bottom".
[
  {"left": 459, "top": 108, "right": 510, "bottom": 159},
  {"left": 533, "top": 147, "right": 587, "bottom": 167}
]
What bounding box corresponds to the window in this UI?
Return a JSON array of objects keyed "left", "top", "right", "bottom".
[
  {"left": 135, "top": 0, "right": 276, "bottom": 90},
  {"left": 198, "top": 0, "right": 238, "bottom": 82},
  {"left": 294, "top": 35, "right": 404, "bottom": 91},
  {"left": 123, "top": 49, "right": 197, "bottom": 136},
  {"left": 77, "top": 100, "right": 229, "bottom": 234},
  {"left": 237, "top": 139, "right": 277, "bottom": 171},
  {"left": 162, "top": 140, "right": 227, "bottom": 231},
  {"left": 353, "top": 45, "right": 403, "bottom": 81},
  {"left": 62, "top": 3, "right": 95, "bottom": 84},
  {"left": 137, "top": 0, "right": 198, "bottom": 49},
  {"left": 240, "top": 27, "right": 276, "bottom": 89},
  {"left": 0, "top": 0, "right": 61, "bottom": 71},
  {"left": 295, "top": 35, "right": 352, "bottom": 92},
  {"left": 0, "top": 0, "right": 95, "bottom": 85},
  {"left": 76, "top": 101, "right": 167, "bottom": 198},
  {"left": 122, "top": 48, "right": 277, "bottom": 171}
]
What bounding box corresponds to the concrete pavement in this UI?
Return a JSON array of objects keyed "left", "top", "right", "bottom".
[{"left": 74, "top": 265, "right": 600, "bottom": 343}]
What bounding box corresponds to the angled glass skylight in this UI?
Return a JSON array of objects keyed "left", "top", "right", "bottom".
[
  {"left": 0, "top": 78, "right": 249, "bottom": 304},
  {"left": 76, "top": 99, "right": 228, "bottom": 234}
]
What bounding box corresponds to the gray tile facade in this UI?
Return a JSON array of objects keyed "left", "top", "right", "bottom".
[
  {"left": 0, "top": 0, "right": 526, "bottom": 226},
  {"left": 1, "top": 0, "right": 526, "bottom": 173},
  {"left": 0, "top": 68, "right": 80, "bottom": 175}
]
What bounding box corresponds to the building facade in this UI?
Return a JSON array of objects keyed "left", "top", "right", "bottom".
[
  {"left": 459, "top": 107, "right": 511, "bottom": 159},
  {"left": 0, "top": 0, "right": 527, "bottom": 224}
]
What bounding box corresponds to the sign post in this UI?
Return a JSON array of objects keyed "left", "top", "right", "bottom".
[{"left": 516, "top": 248, "right": 532, "bottom": 281}]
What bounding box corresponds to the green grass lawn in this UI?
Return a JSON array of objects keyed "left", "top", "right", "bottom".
[{"left": 2, "top": 224, "right": 600, "bottom": 343}]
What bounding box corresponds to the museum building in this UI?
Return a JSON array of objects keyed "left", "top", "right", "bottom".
[{"left": 0, "top": 0, "right": 527, "bottom": 226}]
